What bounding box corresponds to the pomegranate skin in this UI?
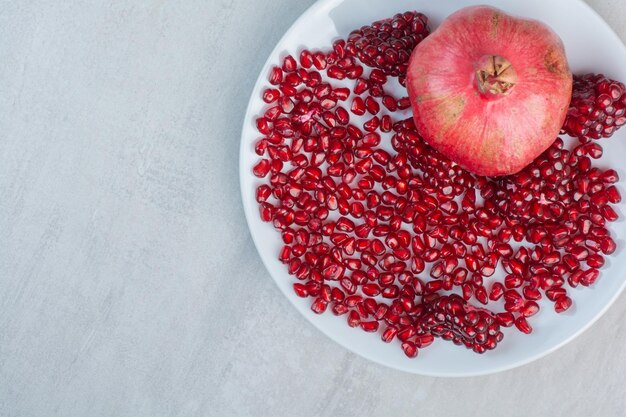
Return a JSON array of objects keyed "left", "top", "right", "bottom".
[{"left": 406, "top": 6, "right": 572, "bottom": 176}]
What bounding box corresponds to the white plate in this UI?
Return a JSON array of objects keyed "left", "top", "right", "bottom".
[{"left": 239, "top": 0, "right": 626, "bottom": 376}]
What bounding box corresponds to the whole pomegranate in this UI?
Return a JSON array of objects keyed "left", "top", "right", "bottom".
[{"left": 406, "top": 6, "right": 572, "bottom": 176}]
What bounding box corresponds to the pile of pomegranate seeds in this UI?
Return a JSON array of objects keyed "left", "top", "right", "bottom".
[
  {"left": 562, "top": 73, "right": 626, "bottom": 141},
  {"left": 251, "top": 11, "right": 623, "bottom": 358},
  {"left": 346, "top": 12, "right": 430, "bottom": 79}
]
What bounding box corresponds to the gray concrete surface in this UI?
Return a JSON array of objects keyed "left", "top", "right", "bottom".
[{"left": 0, "top": 1, "right": 624, "bottom": 416}]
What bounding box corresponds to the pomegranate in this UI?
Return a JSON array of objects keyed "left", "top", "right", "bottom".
[{"left": 406, "top": 6, "right": 573, "bottom": 176}]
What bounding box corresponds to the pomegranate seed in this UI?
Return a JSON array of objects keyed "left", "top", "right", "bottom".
[
  {"left": 299, "top": 50, "right": 313, "bottom": 68},
  {"left": 347, "top": 310, "right": 360, "bottom": 327},
  {"left": 600, "top": 205, "right": 619, "bottom": 221},
  {"left": 327, "top": 66, "right": 346, "bottom": 80},
  {"left": 413, "top": 334, "right": 433, "bottom": 348},
  {"left": 381, "top": 326, "right": 398, "bottom": 342},
  {"left": 586, "top": 254, "right": 605, "bottom": 268},
  {"left": 293, "top": 283, "right": 308, "bottom": 297},
  {"left": 397, "top": 326, "right": 416, "bottom": 341},
  {"left": 474, "top": 286, "right": 488, "bottom": 304},
  {"left": 262, "top": 88, "right": 280, "bottom": 103},
  {"left": 311, "top": 298, "right": 328, "bottom": 314},
  {"left": 520, "top": 301, "right": 540, "bottom": 317},
  {"left": 489, "top": 282, "right": 504, "bottom": 301},
  {"left": 282, "top": 55, "right": 297, "bottom": 72},
  {"left": 253, "top": 159, "right": 270, "bottom": 177},
  {"left": 496, "top": 312, "right": 515, "bottom": 327},
  {"left": 515, "top": 317, "right": 532, "bottom": 334},
  {"left": 402, "top": 341, "right": 418, "bottom": 358},
  {"left": 554, "top": 296, "right": 573, "bottom": 313},
  {"left": 361, "top": 321, "right": 379, "bottom": 332},
  {"left": 364, "top": 96, "right": 380, "bottom": 115},
  {"left": 362, "top": 283, "right": 381, "bottom": 297},
  {"left": 351, "top": 96, "right": 366, "bottom": 115},
  {"left": 269, "top": 66, "right": 283, "bottom": 85},
  {"left": 523, "top": 286, "right": 542, "bottom": 301},
  {"left": 599, "top": 237, "right": 617, "bottom": 255}
]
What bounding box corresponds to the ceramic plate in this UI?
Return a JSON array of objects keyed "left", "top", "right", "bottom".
[{"left": 240, "top": 0, "right": 626, "bottom": 376}]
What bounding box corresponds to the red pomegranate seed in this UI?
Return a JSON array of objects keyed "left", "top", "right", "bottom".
[
  {"left": 520, "top": 301, "right": 540, "bottom": 317},
  {"left": 554, "top": 296, "right": 573, "bottom": 313},
  {"left": 293, "top": 283, "right": 308, "bottom": 297},
  {"left": 350, "top": 96, "right": 366, "bottom": 115},
  {"left": 253, "top": 159, "right": 270, "bottom": 177},
  {"left": 599, "top": 237, "right": 616, "bottom": 255},
  {"left": 327, "top": 66, "right": 346, "bottom": 80},
  {"left": 515, "top": 317, "right": 532, "bottom": 334},
  {"left": 362, "top": 283, "right": 381, "bottom": 297},
  {"left": 361, "top": 321, "right": 379, "bottom": 332},
  {"left": 269, "top": 66, "right": 283, "bottom": 85},
  {"left": 586, "top": 254, "right": 605, "bottom": 268},
  {"left": 311, "top": 298, "right": 328, "bottom": 314},
  {"left": 581, "top": 268, "right": 600, "bottom": 286},
  {"left": 400, "top": 341, "right": 419, "bottom": 358},
  {"left": 495, "top": 312, "right": 515, "bottom": 327},
  {"left": 262, "top": 88, "right": 280, "bottom": 103},
  {"left": 255, "top": 184, "right": 272, "bottom": 203},
  {"left": 365, "top": 96, "right": 380, "bottom": 115},
  {"left": 489, "top": 282, "right": 504, "bottom": 301},
  {"left": 299, "top": 50, "right": 314, "bottom": 68},
  {"left": 396, "top": 326, "right": 415, "bottom": 342},
  {"left": 381, "top": 326, "right": 398, "bottom": 342},
  {"left": 413, "top": 334, "right": 433, "bottom": 348},
  {"left": 523, "top": 286, "right": 542, "bottom": 301},
  {"left": 474, "top": 286, "right": 488, "bottom": 304},
  {"left": 600, "top": 205, "right": 619, "bottom": 221},
  {"left": 347, "top": 310, "right": 361, "bottom": 327},
  {"left": 282, "top": 55, "right": 297, "bottom": 72}
]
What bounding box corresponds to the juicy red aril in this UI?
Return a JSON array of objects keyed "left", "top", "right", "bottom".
[
  {"left": 381, "top": 326, "right": 398, "bottom": 342},
  {"left": 253, "top": 159, "right": 270, "bottom": 177},
  {"left": 554, "top": 296, "right": 573, "bottom": 313},
  {"left": 586, "top": 254, "right": 605, "bottom": 268},
  {"left": 495, "top": 312, "right": 515, "bottom": 327},
  {"left": 311, "top": 298, "right": 328, "bottom": 314},
  {"left": 515, "top": 317, "right": 532, "bottom": 334},
  {"left": 361, "top": 321, "right": 379, "bottom": 332},
  {"left": 401, "top": 341, "right": 418, "bottom": 358},
  {"left": 520, "top": 301, "right": 540, "bottom": 317},
  {"left": 600, "top": 237, "right": 617, "bottom": 255},
  {"left": 347, "top": 310, "right": 360, "bottom": 327},
  {"left": 269, "top": 66, "right": 283, "bottom": 85},
  {"left": 282, "top": 55, "right": 298, "bottom": 72},
  {"left": 489, "top": 282, "right": 504, "bottom": 301}
]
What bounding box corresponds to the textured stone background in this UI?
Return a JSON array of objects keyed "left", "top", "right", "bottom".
[{"left": 1, "top": 1, "right": 625, "bottom": 416}]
